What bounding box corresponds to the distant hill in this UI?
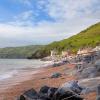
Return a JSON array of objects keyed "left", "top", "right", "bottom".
[
  {"left": 0, "top": 45, "right": 43, "bottom": 59},
  {"left": 30, "top": 22, "right": 100, "bottom": 59}
]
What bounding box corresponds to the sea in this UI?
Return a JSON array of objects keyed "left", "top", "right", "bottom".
[{"left": 0, "top": 59, "right": 52, "bottom": 81}]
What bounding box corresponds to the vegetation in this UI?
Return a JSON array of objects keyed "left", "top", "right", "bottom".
[
  {"left": 0, "top": 22, "right": 100, "bottom": 59},
  {"left": 30, "top": 22, "right": 100, "bottom": 59},
  {"left": 0, "top": 45, "right": 43, "bottom": 59}
]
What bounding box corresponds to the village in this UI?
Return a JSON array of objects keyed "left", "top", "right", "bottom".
[{"left": 48, "top": 45, "right": 100, "bottom": 66}]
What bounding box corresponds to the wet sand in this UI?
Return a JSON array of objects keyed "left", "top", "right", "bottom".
[{"left": 0, "top": 64, "right": 96, "bottom": 100}]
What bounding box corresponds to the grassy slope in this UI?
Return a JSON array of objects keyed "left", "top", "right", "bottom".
[
  {"left": 0, "top": 45, "right": 43, "bottom": 59},
  {"left": 31, "top": 22, "right": 100, "bottom": 58}
]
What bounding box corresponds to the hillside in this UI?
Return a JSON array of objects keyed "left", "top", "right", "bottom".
[
  {"left": 0, "top": 45, "right": 43, "bottom": 59},
  {"left": 30, "top": 22, "right": 100, "bottom": 59}
]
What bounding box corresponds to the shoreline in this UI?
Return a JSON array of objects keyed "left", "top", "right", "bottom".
[
  {"left": 0, "top": 63, "right": 97, "bottom": 100},
  {"left": 0, "top": 63, "right": 75, "bottom": 100}
]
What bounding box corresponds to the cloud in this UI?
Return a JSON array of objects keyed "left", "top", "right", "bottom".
[
  {"left": 0, "top": 17, "right": 99, "bottom": 46},
  {"left": 14, "top": 0, "right": 32, "bottom": 6},
  {"left": 10, "top": 10, "right": 34, "bottom": 26},
  {"left": 14, "top": 10, "right": 33, "bottom": 20},
  {"left": 0, "top": 0, "right": 100, "bottom": 47},
  {"left": 43, "top": 0, "right": 100, "bottom": 21}
]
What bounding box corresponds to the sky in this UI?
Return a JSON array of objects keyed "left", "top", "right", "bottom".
[{"left": 0, "top": 0, "right": 100, "bottom": 47}]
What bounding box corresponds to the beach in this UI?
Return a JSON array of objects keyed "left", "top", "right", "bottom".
[{"left": 0, "top": 63, "right": 96, "bottom": 100}]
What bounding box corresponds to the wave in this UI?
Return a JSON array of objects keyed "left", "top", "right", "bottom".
[{"left": 0, "top": 70, "right": 18, "bottom": 80}]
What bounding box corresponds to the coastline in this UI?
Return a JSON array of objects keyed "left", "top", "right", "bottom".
[
  {"left": 0, "top": 63, "right": 75, "bottom": 100},
  {"left": 0, "top": 63, "right": 96, "bottom": 100}
]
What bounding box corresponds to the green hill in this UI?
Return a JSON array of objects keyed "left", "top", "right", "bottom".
[
  {"left": 30, "top": 22, "right": 100, "bottom": 59},
  {"left": 0, "top": 45, "right": 43, "bottom": 59}
]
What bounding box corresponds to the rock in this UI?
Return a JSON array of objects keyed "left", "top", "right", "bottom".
[
  {"left": 38, "top": 94, "right": 51, "bottom": 100},
  {"left": 79, "top": 67, "right": 97, "bottom": 78},
  {"left": 96, "top": 84, "right": 100, "bottom": 100},
  {"left": 58, "top": 80, "right": 83, "bottom": 94},
  {"left": 51, "top": 73, "right": 62, "bottom": 78},
  {"left": 96, "top": 85, "right": 100, "bottom": 96},
  {"left": 53, "top": 63, "right": 62, "bottom": 67},
  {"left": 23, "top": 88, "right": 38, "bottom": 99},
  {"left": 17, "top": 95, "right": 26, "bottom": 100},
  {"left": 17, "top": 89, "right": 38, "bottom": 100},
  {"left": 39, "top": 86, "right": 50, "bottom": 94},
  {"left": 17, "top": 82, "right": 84, "bottom": 100},
  {"left": 81, "top": 87, "right": 92, "bottom": 94},
  {"left": 77, "top": 59, "right": 100, "bottom": 79},
  {"left": 96, "top": 96, "right": 100, "bottom": 100},
  {"left": 52, "top": 80, "right": 83, "bottom": 100},
  {"left": 53, "top": 89, "right": 83, "bottom": 100},
  {"left": 39, "top": 86, "right": 51, "bottom": 100},
  {"left": 47, "top": 87, "right": 58, "bottom": 98}
]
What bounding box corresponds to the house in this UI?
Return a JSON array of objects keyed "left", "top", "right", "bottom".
[
  {"left": 50, "top": 50, "right": 57, "bottom": 57},
  {"left": 77, "top": 48, "right": 93, "bottom": 56},
  {"left": 62, "top": 51, "right": 69, "bottom": 57},
  {"left": 62, "top": 50, "right": 73, "bottom": 57}
]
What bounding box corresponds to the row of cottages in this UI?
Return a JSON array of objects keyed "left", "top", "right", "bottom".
[
  {"left": 50, "top": 50, "right": 75, "bottom": 62},
  {"left": 62, "top": 50, "right": 75, "bottom": 59},
  {"left": 50, "top": 46, "right": 100, "bottom": 62},
  {"left": 76, "top": 46, "right": 100, "bottom": 63}
]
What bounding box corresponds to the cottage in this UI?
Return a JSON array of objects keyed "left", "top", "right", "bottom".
[{"left": 50, "top": 50, "right": 57, "bottom": 57}]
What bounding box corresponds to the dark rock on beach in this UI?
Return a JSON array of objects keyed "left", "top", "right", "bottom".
[
  {"left": 17, "top": 95, "right": 26, "bottom": 100},
  {"left": 52, "top": 80, "right": 84, "bottom": 100},
  {"left": 51, "top": 72, "right": 62, "bottom": 78},
  {"left": 53, "top": 90, "right": 83, "bottom": 100},
  {"left": 96, "top": 85, "right": 100, "bottom": 100},
  {"left": 39, "top": 86, "right": 50, "bottom": 94},
  {"left": 39, "top": 86, "right": 51, "bottom": 100},
  {"left": 17, "top": 88, "right": 38, "bottom": 100},
  {"left": 17, "top": 80, "right": 84, "bottom": 100},
  {"left": 47, "top": 87, "right": 58, "bottom": 98},
  {"left": 59, "top": 80, "right": 83, "bottom": 94}
]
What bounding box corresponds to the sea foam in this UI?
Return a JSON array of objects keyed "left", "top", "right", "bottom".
[{"left": 0, "top": 70, "right": 18, "bottom": 80}]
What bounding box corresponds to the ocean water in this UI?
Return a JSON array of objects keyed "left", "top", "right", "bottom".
[{"left": 0, "top": 59, "right": 52, "bottom": 81}]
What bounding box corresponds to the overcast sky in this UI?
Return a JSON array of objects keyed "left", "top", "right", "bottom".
[{"left": 0, "top": 0, "right": 100, "bottom": 47}]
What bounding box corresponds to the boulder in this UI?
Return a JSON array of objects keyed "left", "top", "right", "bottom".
[
  {"left": 58, "top": 81, "right": 83, "bottom": 94},
  {"left": 96, "top": 96, "right": 100, "bottom": 100},
  {"left": 53, "top": 89, "right": 83, "bottom": 100},
  {"left": 17, "top": 89, "right": 38, "bottom": 100},
  {"left": 51, "top": 73, "right": 62, "bottom": 78},
  {"left": 23, "top": 88, "right": 38, "bottom": 99},
  {"left": 47, "top": 87, "right": 58, "bottom": 98},
  {"left": 39, "top": 86, "right": 51, "bottom": 100},
  {"left": 39, "top": 86, "right": 50, "bottom": 94},
  {"left": 96, "top": 85, "right": 100, "bottom": 96},
  {"left": 96, "top": 85, "right": 100, "bottom": 100},
  {"left": 17, "top": 82, "right": 84, "bottom": 100},
  {"left": 79, "top": 67, "right": 97, "bottom": 78},
  {"left": 53, "top": 63, "right": 62, "bottom": 67},
  {"left": 52, "top": 80, "right": 83, "bottom": 100},
  {"left": 38, "top": 95, "right": 51, "bottom": 100},
  {"left": 17, "top": 95, "right": 26, "bottom": 100},
  {"left": 81, "top": 87, "right": 92, "bottom": 94}
]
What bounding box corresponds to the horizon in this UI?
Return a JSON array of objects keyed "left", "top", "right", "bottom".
[
  {"left": 0, "top": 22, "right": 99, "bottom": 49},
  {"left": 0, "top": 0, "right": 100, "bottom": 47}
]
